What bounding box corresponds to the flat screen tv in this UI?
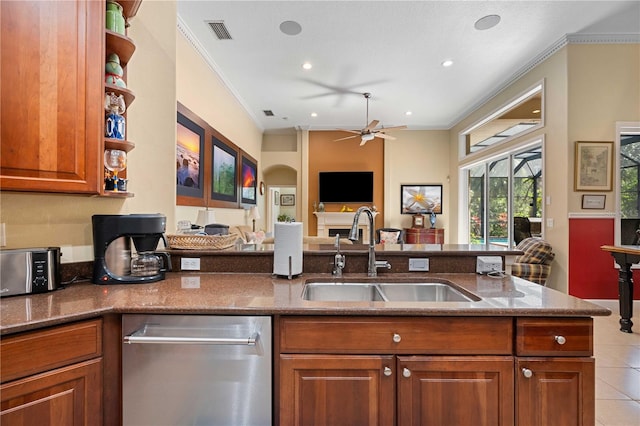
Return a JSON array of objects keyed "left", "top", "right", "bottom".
[{"left": 319, "top": 171, "right": 374, "bottom": 203}]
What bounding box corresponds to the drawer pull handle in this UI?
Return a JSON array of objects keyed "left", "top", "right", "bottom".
[
  {"left": 403, "top": 368, "right": 411, "bottom": 378},
  {"left": 522, "top": 368, "right": 533, "bottom": 378},
  {"left": 383, "top": 367, "right": 392, "bottom": 377},
  {"left": 555, "top": 335, "right": 566, "bottom": 345},
  {"left": 393, "top": 333, "right": 402, "bottom": 343}
]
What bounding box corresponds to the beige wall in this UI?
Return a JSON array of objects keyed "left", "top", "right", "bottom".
[
  {"left": 0, "top": 1, "right": 178, "bottom": 262},
  {"left": 567, "top": 43, "right": 640, "bottom": 212},
  {"left": 175, "top": 28, "right": 264, "bottom": 229},
  {"left": 384, "top": 130, "right": 451, "bottom": 235},
  {"left": 448, "top": 42, "right": 640, "bottom": 294}
]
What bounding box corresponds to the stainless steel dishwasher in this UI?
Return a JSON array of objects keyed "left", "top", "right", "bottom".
[{"left": 122, "top": 314, "right": 272, "bottom": 426}]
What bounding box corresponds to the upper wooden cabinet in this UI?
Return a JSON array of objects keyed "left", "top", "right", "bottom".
[{"left": 0, "top": 0, "right": 141, "bottom": 196}]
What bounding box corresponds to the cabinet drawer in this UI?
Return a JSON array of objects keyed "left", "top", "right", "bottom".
[
  {"left": 516, "top": 318, "right": 592, "bottom": 356},
  {"left": 279, "top": 316, "right": 512, "bottom": 354},
  {"left": 1, "top": 318, "right": 102, "bottom": 383}
]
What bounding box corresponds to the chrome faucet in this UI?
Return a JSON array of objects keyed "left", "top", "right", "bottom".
[
  {"left": 349, "top": 206, "right": 391, "bottom": 277},
  {"left": 333, "top": 234, "right": 345, "bottom": 277}
]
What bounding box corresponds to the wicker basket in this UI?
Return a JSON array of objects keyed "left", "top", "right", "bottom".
[{"left": 166, "top": 233, "right": 239, "bottom": 250}]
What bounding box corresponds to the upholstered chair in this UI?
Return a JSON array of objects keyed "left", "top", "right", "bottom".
[{"left": 511, "top": 237, "right": 555, "bottom": 286}]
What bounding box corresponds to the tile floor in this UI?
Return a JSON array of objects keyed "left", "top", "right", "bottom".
[{"left": 592, "top": 300, "right": 640, "bottom": 426}]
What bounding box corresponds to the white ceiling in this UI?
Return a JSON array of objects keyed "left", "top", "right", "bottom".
[{"left": 177, "top": 1, "right": 640, "bottom": 133}]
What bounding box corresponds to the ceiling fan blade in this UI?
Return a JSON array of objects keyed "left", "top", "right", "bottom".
[
  {"left": 374, "top": 132, "right": 396, "bottom": 140},
  {"left": 336, "top": 129, "right": 361, "bottom": 135},
  {"left": 359, "top": 139, "right": 369, "bottom": 146},
  {"left": 379, "top": 125, "right": 407, "bottom": 131},
  {"left": 334, "top": 135, "right": 359, "bottom": 142},
  {"left": 364, "top": 120, "right": 379, "bottom": 132}
]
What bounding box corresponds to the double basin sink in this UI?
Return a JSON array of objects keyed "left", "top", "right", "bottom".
[{"left": 302, "top": 278, "right": 480, "bottom": 302}]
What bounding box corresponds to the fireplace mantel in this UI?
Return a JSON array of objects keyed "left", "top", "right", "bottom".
[{"left": 313, "top": 211, "right": 379, "bottom": 244}]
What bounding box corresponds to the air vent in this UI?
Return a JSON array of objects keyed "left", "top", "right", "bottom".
[
  {"left": 207, "top": 21, "right": 232, "bottom": 40},
  {"left": 263, "top": 110, "right": 274, "bottom": 117}
]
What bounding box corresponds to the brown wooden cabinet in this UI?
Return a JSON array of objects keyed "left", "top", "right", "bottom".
[
  {"left": 405, "top": 228, "right": 445, "bottom": 244},
  {"left": 279, "top": 354, "right": 395, "bottom": 425},
  {"left": 278, "top": 316, "right": 514, "bottom": 426},
  {"left": 397, "top": 356, "right": 514, "bottom": 426},
  {"left": 277, "top": 316, "right": 595, "bottom": 426},
  {"left": 0, "top": 319, "right": 103, "bottom": 426},
  {"left": 0, "top": 0, "right": 103, "bottom": 194},
  {"left": 0, "top": 0, "right": 141, "bottom": 196}
]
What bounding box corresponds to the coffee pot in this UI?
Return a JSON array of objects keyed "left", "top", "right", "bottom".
[{"left": 92, "top": 214, "right": 171, "bottom": 284}]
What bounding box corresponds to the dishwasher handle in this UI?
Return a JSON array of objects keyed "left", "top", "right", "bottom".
[{"left": 124, "top": 328, "right": 259, "bottom": 346}]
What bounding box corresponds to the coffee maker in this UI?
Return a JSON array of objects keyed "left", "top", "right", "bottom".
[{"left": 92, "top": 214, "right": 171, "bottom": 284}]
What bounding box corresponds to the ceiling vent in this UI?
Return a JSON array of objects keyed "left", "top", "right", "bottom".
[
  {"left": 263, "top": 110, "right": 275, "bottom": 117},
  {"left": 207, "top": 21, "right": 232, "bottom": 40}
]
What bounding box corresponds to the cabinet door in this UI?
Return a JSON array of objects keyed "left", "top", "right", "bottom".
[
  {"left": 0, "top": 0, "right": 103, "bottom": 194},
  {"left": 279, "top": 354, "right": 395, "bottom": 426},
  {"left": 516, "top": 357, "right": 595, "bottom": 426},
  {"left": 397, "top": 356, "right": 514, "bottom": 426},
  {"left": 0, "top": 359, "right": 102, "bottom": 426}
]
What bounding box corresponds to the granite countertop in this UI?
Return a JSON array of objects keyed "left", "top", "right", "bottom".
[{"left": 0, "top": 272, "right": 610, "bottom": 335}]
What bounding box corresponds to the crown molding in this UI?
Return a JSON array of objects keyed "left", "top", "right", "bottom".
[
  {"left": 177, "top": 17, "right": 264, "bottom": 132},
  {"left": 447, "top": 33, "right": 640, "bottom": 129}
]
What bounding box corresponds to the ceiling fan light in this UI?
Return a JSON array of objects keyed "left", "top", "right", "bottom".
[{"left": 361, "top": 133, "right": 375, "bottom": 142}]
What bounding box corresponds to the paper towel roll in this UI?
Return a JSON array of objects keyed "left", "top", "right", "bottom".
[{"left": 273, "top": 222, "right": 303, "bottom": 277}]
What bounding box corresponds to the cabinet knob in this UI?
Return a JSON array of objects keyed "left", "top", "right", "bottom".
[
  {"left": 554, "top": 335, "right": 566, "bottom": 345},
  {"left": 522, "top": 368, "right": 533, "bottom": 378},
  {"left": 393, "top": 333, "right": 402, "bottom": 343},
  {"left": 403, "top": 368, "right": 411, "bottom": 378},
  {"left": 383, "top": 367, "right": 392, "bottom": 377}
]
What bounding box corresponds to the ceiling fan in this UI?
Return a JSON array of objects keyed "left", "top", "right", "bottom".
[{"left": 334, "top": 92, "right": 407, "bottom": 146}]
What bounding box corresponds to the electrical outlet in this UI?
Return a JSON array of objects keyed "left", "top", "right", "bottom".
[
  {"left": 546, "top": 218, "right": 554, "bottom": 228},
  {"left": 408, "top": 258, "right": 429, "bottom": 272},
  {"left": 181, "top": 257, "right": 201, "bottom": 271}
]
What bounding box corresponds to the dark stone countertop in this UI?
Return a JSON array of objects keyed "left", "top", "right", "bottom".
[{"left": 0, "top": 272, "right": 610, "bottom": 336}]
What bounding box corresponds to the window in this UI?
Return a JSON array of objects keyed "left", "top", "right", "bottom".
[
  {"left": 616, "top": 123, "right": 640, "bottom": 245},
  {"left": 464, "top": 142, "right": 543, "bottom": 247}
]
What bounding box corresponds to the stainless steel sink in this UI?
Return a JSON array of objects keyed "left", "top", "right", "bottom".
[
  {"left": 301, "top": 283, "right": 386, "bottom": 302},
  {"left": 301, "top": 279, "right": 479, "bottom": 302},
  {"left": 378, "top": 283, "right": 479, "bottom": 302}
]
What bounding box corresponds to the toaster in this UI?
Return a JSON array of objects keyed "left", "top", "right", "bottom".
[{"left": 0, "top": 247, "right": 61, "bottom": 297}]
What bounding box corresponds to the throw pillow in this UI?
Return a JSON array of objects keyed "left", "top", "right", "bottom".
[{"left": 380, "top": 230, "right": 400, "bottom": 244}]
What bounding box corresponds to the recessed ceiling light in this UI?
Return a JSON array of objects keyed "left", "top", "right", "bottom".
[
  {"left": 474, "top": 14, "right": 501, "bottom": 31},
  {"left": 302, "top": 62, "right": 312, "bottom": 70},
  {"left": 405, "top": 111, "right": 413, "bottom": 116},
  {"left": 279, "top": 20, "right": 302, "bottom": 36},
  {"left": 441, "top": 59, "right": 454, "bottom": 67},
  {"left": 532, "top": 109, "right": 541, "bottom": 114},
  {"left": 310, "top": 112, "right": 317, "bottom": 117}
]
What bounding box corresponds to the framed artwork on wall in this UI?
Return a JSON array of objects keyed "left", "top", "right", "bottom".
[
  {"left": 582, "top": 194, "right": 606, "bottom": 209},
  {"left": 281, "top": 194, "right": 295, "bottom": 206},
  {"left": 240, "top": 153, "right": 257, "bottom": 205},
  {"left": 211, "top": 136, "right": 238, "bottom": 203},
  {"left": 401, "top": 184, "right": 443, "bottom": 214},
  {"left": 574, "top": 141, "right": 613, "bottom": 191},
  {"left": 176, "top": 111, "right": 205, "bottom": 205}
]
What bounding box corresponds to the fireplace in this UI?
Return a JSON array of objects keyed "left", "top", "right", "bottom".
[
  {"left": 313, "top": 212, "right": 378, "bottom": 244},
  {"left": 329, "top": 228, "right": 363, "bottom": 244}
]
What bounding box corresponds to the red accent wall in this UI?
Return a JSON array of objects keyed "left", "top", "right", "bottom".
[{"left": 569, "top": 217, "right": 639, "bottom": 299}]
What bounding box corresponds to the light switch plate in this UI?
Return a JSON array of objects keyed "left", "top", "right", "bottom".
[
  {"left": 409, "top": 258, "right": 429, "bottom": 271},
  {"left": 181, "top": 257, "right": 201, "bottom": 271}
]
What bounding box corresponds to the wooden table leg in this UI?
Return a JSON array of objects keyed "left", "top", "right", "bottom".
[{"left": 617, "top": 261, "right": 634, "bottom": 333}]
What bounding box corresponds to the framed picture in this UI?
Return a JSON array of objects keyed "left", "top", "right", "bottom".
[
  {"left": 176, "top": 111, "right": 205, "bottom": 203},
  {"left": 274, "top": 191, "right": 279, "bottom": 205},
  {"left": 240, "top": 153, "right": 257, "bottom": 205},
  {"left": 401, "top": 184, "right": 443, "bottom": 214},
  {"left": 281, "top": 194, "right": 295, "bottom": 206},
  {"left": 582, "top": 194, "right": 606, "bottom": 209},
  {"left": 574, "top": 141, "right": 613, "bottom": 191},
  {"left": 211, "top": 136, "right": 238, "bottom": 203}
]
